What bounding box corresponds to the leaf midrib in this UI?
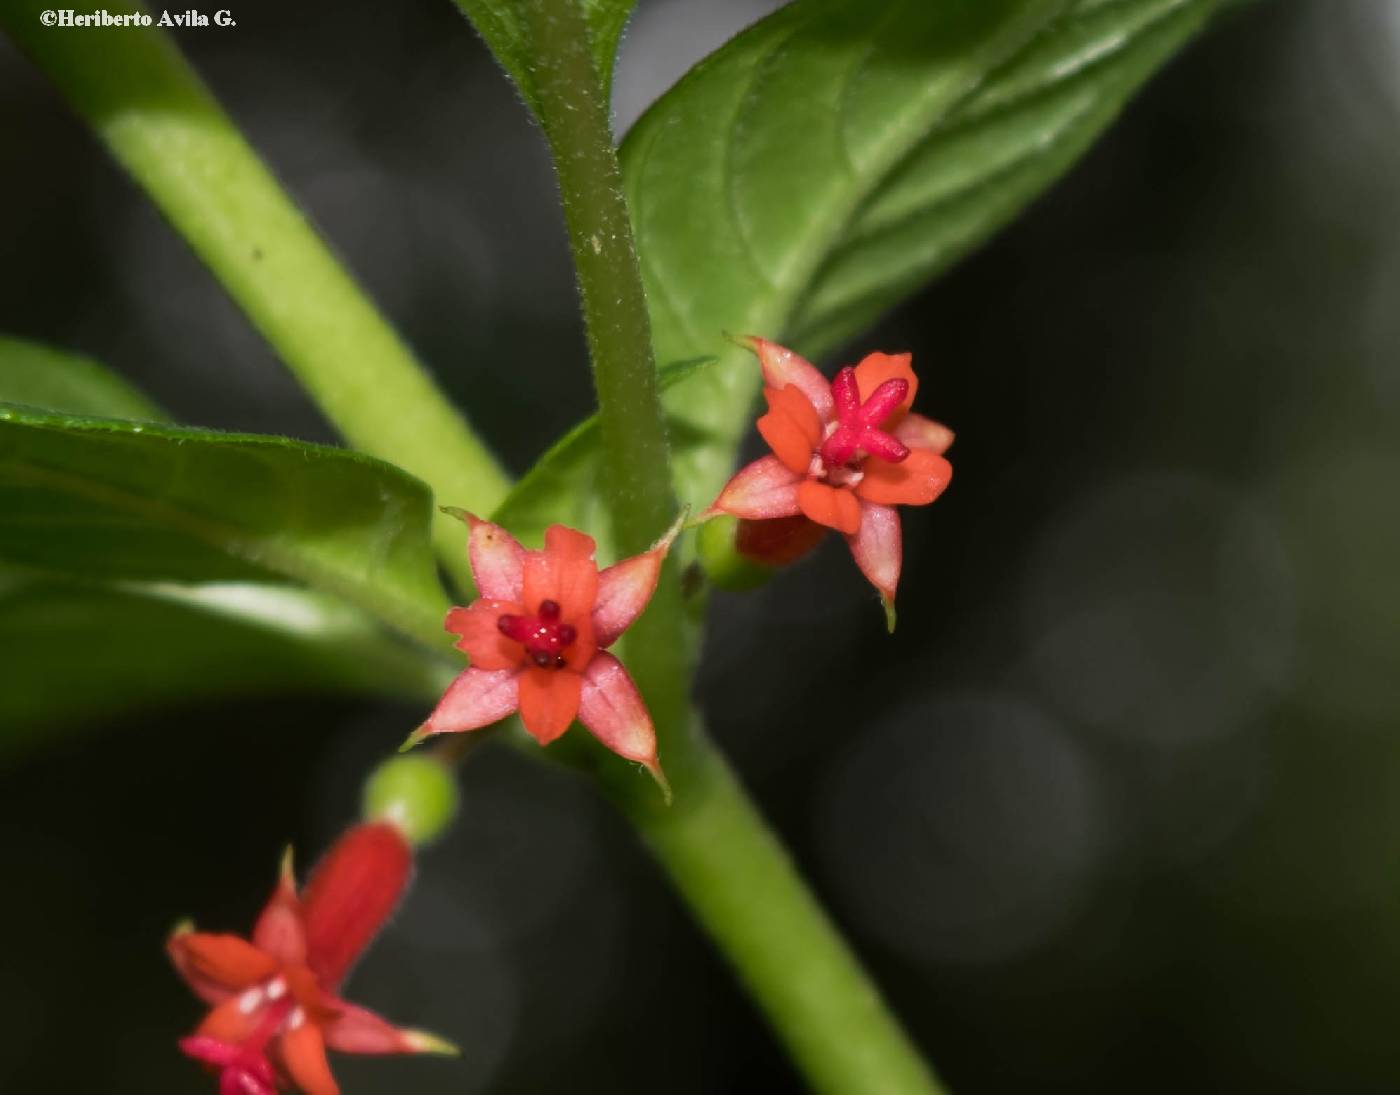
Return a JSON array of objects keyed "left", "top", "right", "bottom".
[{"left": 653, "top": 2, "right": 1064, "bottom": 346}]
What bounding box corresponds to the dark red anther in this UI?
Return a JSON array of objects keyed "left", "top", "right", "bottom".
[{"left": 497, "top": 600, "right": 579, "bottom": 669}]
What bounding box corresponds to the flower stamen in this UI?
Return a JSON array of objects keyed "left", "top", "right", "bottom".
[{"left": 497, "top": 597, "right": 578, "bottom": 669}]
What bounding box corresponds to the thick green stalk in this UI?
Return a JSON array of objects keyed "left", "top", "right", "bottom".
[
  {"left": 522, "top": 0, "right": 672, "bottom": 556},
  {"left": 612, "top": 741, "right": 944, "bottom": 1095},
  {"left": 523, "top": 0, "right": 690, "bottom": 748},
  {"left": 1, "top": 0, "right": 508, "bottom": 591},
  {"left": 521, "top": 2, "right": 942, "bottom": 1092}
]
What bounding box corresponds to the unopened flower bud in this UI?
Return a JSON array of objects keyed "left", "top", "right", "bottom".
[{"left": 362, "top": 754, "right": 459, "bottom": 847}]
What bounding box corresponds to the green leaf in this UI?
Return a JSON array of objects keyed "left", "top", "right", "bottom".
[
  {"left": 449, "top": 0, "right": 637, "bottom": 116},
  {"left": 0, "top": 334, "right": 167, "bottom": 420},
  {"left": 0, "top": 405, "right": 451, "bottom": 647},
  {"left": 0, "top": 575, "right": 453, "bottom": 756},
  {"left": 491, "top": 356, "right": 716, "bottom": 547},
  {"left": 621, "top": 0, "right": 1220, "bottom": 506}
]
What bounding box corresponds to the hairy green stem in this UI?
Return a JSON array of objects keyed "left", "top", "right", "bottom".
[
  {"left": 522, "top": 0, "right": 690, "bottom": 741},
  {"left": 519, "top": 2, "right": 941, "bottom": 1092},
  {"left": 522, "top": 0, "right": 673, "bottom": 554},
  {"left": 1, "top": 0, "right": 509, "bottom": 591}
]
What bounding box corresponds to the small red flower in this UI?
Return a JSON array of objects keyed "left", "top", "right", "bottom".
[
  {"left": 413, "top": 515, "right": 678, "bottom": 794},
  {"left": 168, "top": 823, "right": 453, "bottom": 1095},
  {"left": 708, "top": 337, "right": 953, "bottom": 625}
]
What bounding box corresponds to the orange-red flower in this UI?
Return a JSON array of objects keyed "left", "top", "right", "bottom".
[
  {"left": 709, "top": 337, "right": 953, "bottom": 625},
  {"left": 168, "top": 823, "right": 452, "bottom": 1095},
  {"left": 413, "top": 515, "right": 677, "bottom": 793}
]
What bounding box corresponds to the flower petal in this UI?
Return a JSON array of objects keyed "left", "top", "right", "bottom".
[
  {"left": 712, "top": 456, "right": 803, "bottom": 520},
  {"left": 178, "top": 1033, "right": 243, "bottom": 1070},
  {"left": 168, "top": 932, "right": 278, "bottom": 1003},
  {"left": 195, "top": 993, "right": 265, "bottom": 1044},
  {"left": 322, "top": 999, "right": 456, "bottom": 1056},
  {"left": 523, "top": 525, "right": 599, "bottom": 631},
  {"left": 855, "top": 449, "right": 952, "bottom": 507},
  {"left": 419, "top": 667, "right": 520, "bottom": 738},
  {"left": 735, "top": 514, "right": 827, "bottom": 567},
  {"left": 251, "top": 849, "right": 306, "bottom": 968},
  {"left": 169, "top": 926, "right": 232, "bottom": 1006},
  {"left": 300, "top": 823, "right": 413, "bottom": 990},
  {"left": 453, "top": 513, "right": 526, "bottom": 602},
  {"left": 757, "top": 385, "right": 822, "bottom": 474},
  {"left": 445, "top": 600, "right": 524, "bottom": 670},
  {"left": 576, "top": 652, "right": 667, "bottom": 795},
  {"left": 520, "top": 525, "right": 599, "bottom": 671},
  {"left": 846, "top": 502, "right": 902, "bottom": 628},
  {"left": 797, "top": 480, "right": 862, "bottom": 535},
  {"left": 744, "top": 336, "right": 832, "bottom": 420},
  {"left": 852, "top": 351, "right": 917, "bottom": 418},
  {"left": 280, "top": 1022, "right": 339, "bottom": 1095},
  {"left": 517, "top": 666, "right": 583, "bottom": 745},
  {"left": 592, "top": 519, "right": 680, "bottom": 648},
  {"left": 893, "top": 412, "right": 954, "bottom": 455}
]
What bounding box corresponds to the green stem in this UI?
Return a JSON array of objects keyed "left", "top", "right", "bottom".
[
  {"left": 1, "top": 0, "right": 508, "bottom": 591},
  {"left": 520, "top": 3, "right": 941, "bottom": 1092},
  {"left": 612, "top": 740, "right": 945, "bottom": 1095},
  {"left": 522, "top": 0, "right": 673, "bottom": 555},
  {"left": 523, "top": 0, "right": 690, "bottom": 743}
]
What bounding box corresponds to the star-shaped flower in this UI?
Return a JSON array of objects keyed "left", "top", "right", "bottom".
[
  {"left": 411, "top": 514, "right": 678, "bottom": 795},
  {"left": 708, "top": 337, "right": 953, "bottom": 627},
  {"left": 168, "top": 823, "right": 453, "bottom": 1095}
]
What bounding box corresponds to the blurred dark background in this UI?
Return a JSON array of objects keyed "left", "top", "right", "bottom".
[{"left": 4, "top": 0, "right": 1400, "bottom": 1091}]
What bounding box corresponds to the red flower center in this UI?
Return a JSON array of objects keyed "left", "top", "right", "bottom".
[
  {"left": 817, "top": 366, "right": 911, "bottom": 470},
  {"left": 497, "top": 598, "right": 579, "bottom": 669},
  {"left": 180, "top": 990, "right": 291, "bottom": 1095}
]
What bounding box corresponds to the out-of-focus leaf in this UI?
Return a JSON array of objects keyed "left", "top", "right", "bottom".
[
  {"left": 621, "top": 0, "right": 1220, "bottom": 505},
  {"left": 450, "top": 0, "right": 636, "bottom": 116},
  {"left": 0, "top": 334, "right": 166, "bottom": 420},
  {"left": 0, "top": 576, "right": 453, "bottom": 757},
  {"left": 492, "top": 356, "right": 716, "bottom": 546},
  {"left": 0, "top": 405, "right": 450, "bottom": 645},
  {"left": 0, "top": 343, "right": 452, "bottom": 738}
]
